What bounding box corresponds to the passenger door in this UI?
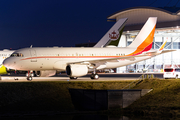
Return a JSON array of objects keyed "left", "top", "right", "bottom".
[{"left": 30, "top": 49, "right": 37, "bottom": 62}]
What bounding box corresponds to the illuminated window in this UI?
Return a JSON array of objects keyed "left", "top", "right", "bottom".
[{"left": 10, "top": 53, "right": 24, "bottom": 57}]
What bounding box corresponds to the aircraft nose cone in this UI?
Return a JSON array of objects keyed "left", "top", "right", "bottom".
[
  {"left": 3, "top": 58, "right": 12, "bottom": 69},
  {"left": 3, "top": 59, "right": 8, "bottom": 67}
]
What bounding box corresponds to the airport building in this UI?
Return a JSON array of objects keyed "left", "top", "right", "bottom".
[{"left": 108, "top": 7, "right": 180, "bottom": 73}]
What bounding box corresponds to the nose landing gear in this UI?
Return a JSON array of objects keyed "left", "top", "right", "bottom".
[
  {"left": 26, "top": 71, "right": 33, "bottom": 81},
  {"left": 27, "top": 76, "right": 33, "bottom": 81}
]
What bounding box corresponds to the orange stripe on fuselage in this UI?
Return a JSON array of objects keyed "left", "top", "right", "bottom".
[{"left": 127, "top": 25, "right": 156, "bottom": 56}]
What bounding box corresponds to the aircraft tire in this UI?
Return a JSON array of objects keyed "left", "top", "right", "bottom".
[
  {"left": 90, "top": 74, "right": 99, "bottom": 79},
  {"left": 70, "top": 77, "right": 78, "bottom": 79},
  {"left": 27, "top": 76, "right": 33, "bottom": 81}
]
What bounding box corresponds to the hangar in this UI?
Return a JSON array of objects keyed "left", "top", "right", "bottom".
[{"left": 108, "top": 7, "right": 180, "bottom": 73}]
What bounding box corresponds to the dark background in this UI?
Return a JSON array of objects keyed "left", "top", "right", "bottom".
[{"left": 0, "top": 0, "right": 179, "bottom": 49}]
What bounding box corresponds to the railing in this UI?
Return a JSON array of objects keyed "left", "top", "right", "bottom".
[{"left": 122, "top": 73, "right": 154, "bottom": 89}]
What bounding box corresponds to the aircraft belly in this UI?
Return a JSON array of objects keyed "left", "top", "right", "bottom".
[{"left": 53, "top": 61, "right": 67, "bottom": 70}]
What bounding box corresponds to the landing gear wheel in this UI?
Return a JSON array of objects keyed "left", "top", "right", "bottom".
[
  {"left": 27, "top": 76, "right": 32, "bottom": 81},
  {"left": 14, "top": 78, "right": 19, "bottom": 80},
  {"left": 70, "top": 77, "right": 78, "bottom": 79},
  {"left": 90, "top": 74, "right": 99, "bottom": 79},
  {"left": 176, "top": 75, "right": 178, "bottom": 79}
]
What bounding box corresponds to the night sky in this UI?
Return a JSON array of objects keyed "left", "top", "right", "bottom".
[{"left": 0, "top": 0, "right": 179, "bottom": 50}]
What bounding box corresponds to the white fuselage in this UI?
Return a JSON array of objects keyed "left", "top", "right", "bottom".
[{"left": 3, "top": 47, "right": 156, "bottom": 71}]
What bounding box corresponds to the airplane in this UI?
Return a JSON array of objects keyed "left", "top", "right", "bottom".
[
  {"left": 0, "top": 49, "right": 14, "bottom": 74},
  {"left": 3, "top": 17, "right": 175, "bottom": 81}
]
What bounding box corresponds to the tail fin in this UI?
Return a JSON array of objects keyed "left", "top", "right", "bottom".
[
  {"left": 94, "top": 18, "right": 127, "bottom": 47},
  {"left": 128, "top": 17, "right": 157, "bottom": 51}
]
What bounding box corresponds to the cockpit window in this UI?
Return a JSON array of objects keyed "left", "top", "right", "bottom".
[{"left": 10, "top": 53, "right": 24, "bottom": 57}]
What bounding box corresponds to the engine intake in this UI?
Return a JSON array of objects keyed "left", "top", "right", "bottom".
[{"left": 66, "top": 64, "right": 88, "bottom": 77}]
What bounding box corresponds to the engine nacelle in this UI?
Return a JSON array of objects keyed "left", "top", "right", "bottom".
[
  {"left": 66, "top": 64, "right": 88, "bottom": 77},
  {"left": 35, "top": 70, "right": 56, "bottom": 77}
]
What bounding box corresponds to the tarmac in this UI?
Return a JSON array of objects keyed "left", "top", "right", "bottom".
[{"left": 0, "top": 73, "right": 163, "bottom": 82}]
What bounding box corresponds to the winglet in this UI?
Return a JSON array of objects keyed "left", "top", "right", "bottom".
[{"left": 159, "top": 40, "right": 167, "bottom": 51}]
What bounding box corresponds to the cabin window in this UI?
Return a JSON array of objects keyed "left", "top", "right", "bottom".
[{"left": 10, "top": 53, "right": 24, "bottom": 57}]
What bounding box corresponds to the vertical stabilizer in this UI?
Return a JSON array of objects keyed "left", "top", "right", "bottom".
[
  {"left": 128, "top": 17, "right": 157, "bottom": 51},
  {"left": 94, "top": 18, "right": 128, "bottom": 47}
]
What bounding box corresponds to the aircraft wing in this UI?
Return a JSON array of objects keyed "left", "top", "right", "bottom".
[
  {"left": 67, "top": 49, "right": 176, "bottom": 66},
  {"left": 67, "top": 53, "right": 151, "bottom": 65}
]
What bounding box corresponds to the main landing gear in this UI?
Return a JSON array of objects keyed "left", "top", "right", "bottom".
[
  {"left": 90, "top": 69, "right": 99, "bottom": 79},
  {"left": 90, "top": 73, "right": 99, "bottom": 79},
  {"left": 70, "top": 77, "right": 78, "bottom": 79}
]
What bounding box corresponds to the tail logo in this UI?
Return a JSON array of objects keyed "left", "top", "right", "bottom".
[{"left": 109, "top": 30, "right": 119, "bottom": 40}]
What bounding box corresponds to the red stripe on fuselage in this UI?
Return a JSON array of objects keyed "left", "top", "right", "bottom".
[{"left": 132, "top": 43, "right": 152, "bottom": 56}]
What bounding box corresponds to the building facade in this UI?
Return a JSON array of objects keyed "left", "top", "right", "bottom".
[{"left": 107, "top": 7, "right": 180, "bottom": 73}]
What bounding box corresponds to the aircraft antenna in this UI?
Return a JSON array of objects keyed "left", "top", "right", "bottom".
[{"left": 30, "top": 45, "right": 33, "bottom": 48}]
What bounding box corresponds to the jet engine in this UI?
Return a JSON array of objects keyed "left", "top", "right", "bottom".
[
  {"left": 35, "top": 70, "right": 56, "bottom": 77},
  {"left": 66, "top": 64, "right": 88, "bottom": 77}
]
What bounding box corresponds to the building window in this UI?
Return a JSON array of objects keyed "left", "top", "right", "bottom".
[
  {"left": 173, "top": 42, "right": 179, "bottom": 49},
  {"left": 152, "top": 42, "right": 154, "bottom": 49},
  {"left": 179, "top": 42, "right": 180, "bottom": 49},
  {"left": 164, "top": 42, "right": 171, "bottom": 49},
  {"left": 155, "top": 42, "right": 162, "bottom": 49},
  {"left": 127, "top": 41, "right": 132, "bottom": 46}
]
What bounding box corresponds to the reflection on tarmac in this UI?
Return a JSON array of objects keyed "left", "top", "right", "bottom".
[{"left": 0, "top": 73, "right": 163, "bottom": 82}]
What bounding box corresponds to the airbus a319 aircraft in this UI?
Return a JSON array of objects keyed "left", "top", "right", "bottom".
[{"left": 3, "top": 17, "right": 174, "bottom": 80}]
